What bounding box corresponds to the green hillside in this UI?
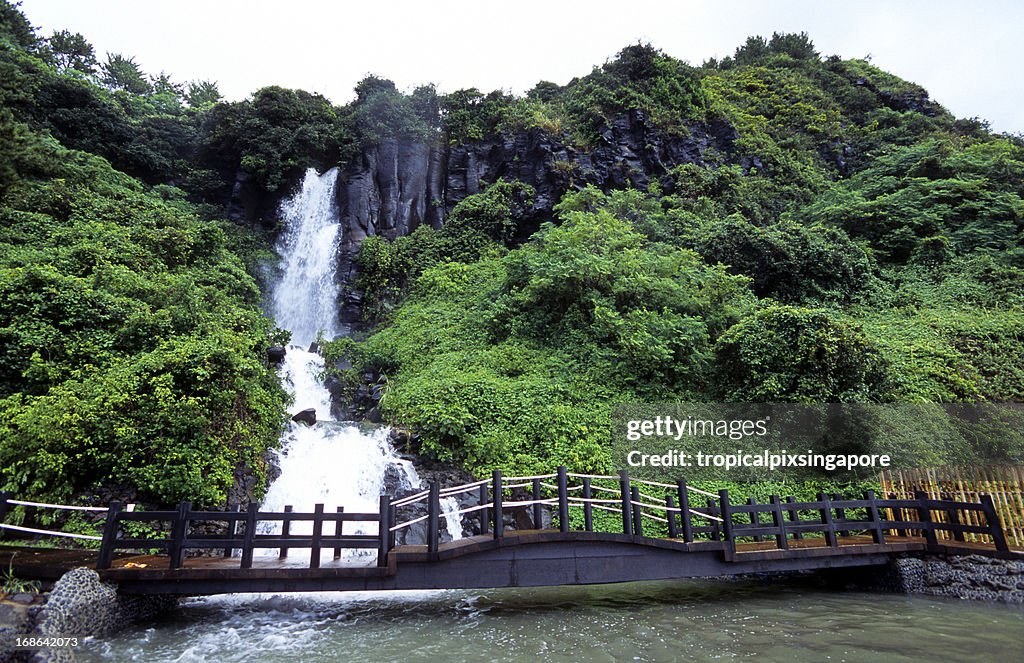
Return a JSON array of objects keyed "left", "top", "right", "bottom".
[{"left": 1, "top": 2, "right": 1021, "bottom": 507}]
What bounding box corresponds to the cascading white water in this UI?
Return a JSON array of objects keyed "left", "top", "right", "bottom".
[
  {"left": 262, "top": 167, "right": 461, "bottom": 565},
  {"left": 270, "top": 167, "right": 342, "bottom": 348}
]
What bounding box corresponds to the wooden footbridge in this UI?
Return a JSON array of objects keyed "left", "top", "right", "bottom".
[{"left": 1, "top": 469, "right": 1018, "bottom": 595}]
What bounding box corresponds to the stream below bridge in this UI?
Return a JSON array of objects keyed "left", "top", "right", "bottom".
[{"left": 77, "top": 579, "right": 1023, "bottom": 662}]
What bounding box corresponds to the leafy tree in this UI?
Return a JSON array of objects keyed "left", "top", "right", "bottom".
[
  {"left": 148, "top": 71, "right": 183, "bottom": 112},
  {"left": 0, "top": 0, "right": 37, "bottom": 51},
  {"left": 694, "top": 216, "right": 874, "bottom": 302},
  {"left": 803, "top": 138, "right": 1024, "bottom": 263},
  {"left": 200, "top": 85, "right": 344, "bottom": 192},
  {"left": 444, "top": 178, "right": 535, "bottom": 244},
  {"left": 42, "top": 30, "right": 97, "bottom": 74},
  {"left": 0, "top": 145, "right": 287, "bottom": 505},
  {"left": 100, "top": 53, "right": 151, "bottom": 95},
  {"left": 732, "top": 32, "right": 818, "bottom": 65},
  {"left": 351, "top": 75, "right": 433, "bottom": 145},
  {"left": 185, "top": 79, "right": 222, "bottom": 108}
]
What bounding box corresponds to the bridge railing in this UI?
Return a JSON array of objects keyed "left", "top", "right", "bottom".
[
  {"left": 94, "top": 498, "right": 391, "bottom": 570},
  {"left": 718, "top": 489, "right": 1009, "bottom": 553},
  {"left": 388, "top": 468, "right": 728, "bottom": 549},
  {"left": 5, "top": 470, "right": 1012, "bottom": 572},
  {"left": 388, "top": 468, "right": 1010, "bottom": 556}
]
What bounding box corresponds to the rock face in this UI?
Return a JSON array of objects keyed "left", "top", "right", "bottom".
[
  {"left": 266, "top": 346, "right": 286, "bottom": 364},
  {"left": 327, "top": 111, "right": 737, "bottom": 326}
]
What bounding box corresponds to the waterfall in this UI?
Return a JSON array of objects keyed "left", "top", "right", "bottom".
[
  {"left": 270, "top": 167, "right": 342, "bottom": 348},
  {"left": 262, "top": 167, "right": 462, "bottom": 564}
]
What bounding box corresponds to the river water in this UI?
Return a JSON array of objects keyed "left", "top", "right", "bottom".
[{"left": 78, "top": 580, "right": 1023, "bottom": 662}]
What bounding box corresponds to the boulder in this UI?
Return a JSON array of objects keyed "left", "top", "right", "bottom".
[
  {"left": 291, "top": 408, "right": 317, "bottom": 425},
  {"left": 266, "top": 346, "right": 287, "bottom": 364}
]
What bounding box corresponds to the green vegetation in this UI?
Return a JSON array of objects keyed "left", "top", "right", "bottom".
[
  {"left": 1, "top": 0, "right": 1021, "bottom": 510},
  {"left": 0, "top": 3, "right": 287, "bottom": 508},
  {"left": 337, "top": 35, "right": 1024, "bottom": 481},
  {"left": 1, "top": 556, "right": 40, "bottom": 594}
]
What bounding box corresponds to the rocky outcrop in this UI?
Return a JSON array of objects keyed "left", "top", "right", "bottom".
[
  {"left": 291, "top": 408, "right": 317, "bottom": 426},
  {"left": 334, "top": 139, "right": 445, "bottom": 328},
  {"left": 329, "top": 111, "right": 737, "bottom": 326}
]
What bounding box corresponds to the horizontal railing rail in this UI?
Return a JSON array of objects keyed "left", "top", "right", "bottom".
[{"left": 0, "top": 491, "right": 135, "bottom": 543}]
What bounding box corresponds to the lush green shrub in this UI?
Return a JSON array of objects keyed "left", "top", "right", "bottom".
[
  {"left": 713, "top": 306, "right": 887, "bottom": 402},
  {"left": 694, "top": 216, "right": 875, "bottom": 302}
]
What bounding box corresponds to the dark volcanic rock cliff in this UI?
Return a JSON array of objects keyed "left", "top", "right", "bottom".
[{"left": 242, "top": 111, "right": 739, "bottom": 327}]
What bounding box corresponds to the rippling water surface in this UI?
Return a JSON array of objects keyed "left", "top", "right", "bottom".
[{"left": 79, "top": 580, "right": 1024, "bottom": 662}]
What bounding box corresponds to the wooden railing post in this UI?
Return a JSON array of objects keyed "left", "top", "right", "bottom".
[
  {"left": 677, "top": 480, "right": 693, "bottom": 543},
  {"left": 980, "top": 494, "right": 1009, "bottom": 552},
  {"left": 428, "top": 481, "right": 440, "bottom": 552},
  {"left": 334, "top": 506, "right": 345, "bottom": 560},
  {"left": 310, "top": 503, "right": 324, "bottom": 569},
  {"left": 747, "top": 497, "right": 763, "bottom": 542},
  {"left": 477, "top": 484, "right": 489, "bottom": 535},
  {"left": 532, "top": 478, "right": 543, "bottom": 530},
  {"left": 819, "top": 493, "right": 838, "bottom": 547},
  {"left": 864, "top": 490, "right": 885, "bottom": 544},
  {"left": 224, "top": 503, "right": 240, "bottom": 558},
  {"left": 0, "top": 491, "right": 10, "bottom": 539},
  {"left": 943, "top": 494, "right": 965, "bottom": 542},
  {"left": 582, "top": 477, "right": 593, "bottom": 532},
  {"left": 492, "top": 471, "right": 503, "bottom": 541},
  {"left": 169, "top": 501, "right": 191, "bottom": 570},
  {"left": 279, "top": 505, "right": 293, "bottom": 560},
  {"left": 630, "top": 486, "right": 643, "bottom": 537},
  {"left": 557, "top": 466, "right": 569, "bottom": 533},
  {"left": 769, "top": 495, "right": 788, "bottom": 550},
  {"left": 240, "top": 503, "right": 258, "bottom": 569},
  {"left": 834, "top": 493, "right": 851, "bottom": 538},
  {"left": 96, "top": 500, "right": 123, "bottom": 570},
  {"left": 718, "top": 490, "right": 733, "bottom": 551},
  {"left": 890, "top": 493, "right": 908, "bottom": 537},
  {"left": 915, "top": 491, "right": 938, "bottom": 548},
  {"left": 388, "top": 503, "right": 397, "bottom": 553},
  {"left": 619, "top": 470, "right": 632, "bottom": 535},
  {"left": 707, "top": 498, "right": 721, "bottom": 541},
  {"left": 377, "top": 495, "right": 391, "bottom": 567},
  {"left": 786, "top": 496, "right": 803, "bottom": 540},
  {"left": 666, "top": 495, "right": 678, "bottom": 538}
]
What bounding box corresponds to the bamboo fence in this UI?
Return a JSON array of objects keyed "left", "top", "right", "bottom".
[{"left": 879, "top": 465, "right": 1024, "bottom": 550}]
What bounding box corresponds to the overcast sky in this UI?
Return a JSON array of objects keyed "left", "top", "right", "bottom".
[{"left": 19, "top": 0, "right": 1024, "bottom": 134}]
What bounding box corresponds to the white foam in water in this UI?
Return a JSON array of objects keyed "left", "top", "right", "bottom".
[
  {"left": 260, "top": 167, "right": 462, "bottom": 566},
  {"left": 277, "top": 346, "right": 333, "bottom": 416}
]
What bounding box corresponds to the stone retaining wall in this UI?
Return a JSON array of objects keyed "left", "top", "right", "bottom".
[
  {"left": 847, "top": 553, "right": 1024, "bottom": 604},
  {"left": 0, "top": 568, "right": 177, "bottom": 663}
]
